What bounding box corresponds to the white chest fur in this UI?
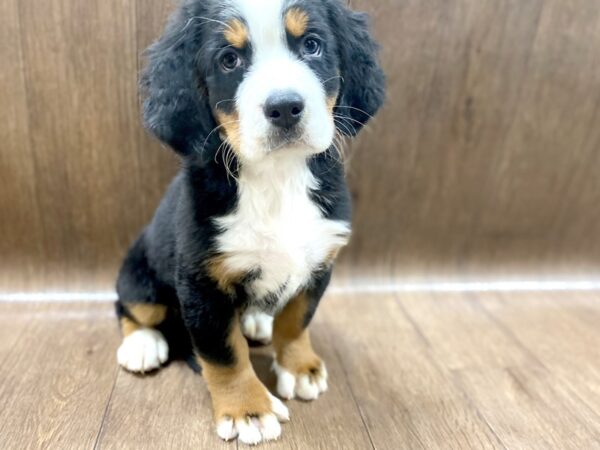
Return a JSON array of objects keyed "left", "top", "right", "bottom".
[{"left": 215, "top": 155, "right": 350, "bottom": 310}]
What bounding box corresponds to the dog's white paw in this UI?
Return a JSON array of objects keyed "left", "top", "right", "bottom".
[
  {"left": 272, "top": 360, "right": 328, "bottom": 401},
  {"left": 117, "top": 328, "right": 168, "bottom": 373},
  {"left": 216, "top": 393, "right": 289, "bottom": 445},
  {"left": 241, "top": 310, "right": 273, "bottom": 344}
]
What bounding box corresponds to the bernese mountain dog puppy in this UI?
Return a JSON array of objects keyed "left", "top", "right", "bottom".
[{"left": 115, "top": 0, "right": 385, "bottom": 444}]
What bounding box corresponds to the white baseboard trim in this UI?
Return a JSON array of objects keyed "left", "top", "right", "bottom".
[{"left": 1, "top": 279, "right": 599, "bottom": 302}]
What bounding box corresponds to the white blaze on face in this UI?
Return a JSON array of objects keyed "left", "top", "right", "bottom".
[{"left": 230, "top": 0, "right": 335, "bottom": 162}]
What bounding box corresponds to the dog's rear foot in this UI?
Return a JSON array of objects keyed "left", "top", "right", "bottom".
[{"left": 117, "top": 328, "right": 169, "bottom": 373}]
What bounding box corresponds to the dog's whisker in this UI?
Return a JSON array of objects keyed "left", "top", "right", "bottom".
[
  {"left": 333, "top": 105, "right": 375, "bottom": 120},
  {"left": 334, "top": 138, "right": 346, "bottom": 162},
  {"left": 183, "top": 16, "right": 234, "bottom": 33},
  {"left": 319, "top": 75, "right": 344, "bottom": 87},
  {"left": 201, "top": 119, "right": 240, "bottom": 152},
  {"left": 333, "top": 117, "right": 357, "bottom": 136},
  {"left": 326, "top": 132, "right": 346, "bottom": 164},
  {"left": 222, "top": 140, "right": 240, "bottom": 183},
  {"left": 333, "top": 116, "right": 356, "bottom": 134},
  {"left": 206, "top": 44, "right": 237, "bottom": 53},
  {"left": 147, "top": 18, "right": 230, "bottom": 58},
  {"left": 334, "top": 113, "right": 373, "bottom": 134},
  {"left": 216, "top": 135, "right": 238, "bottom": 182},
  {"left": 219, "top": 139, "right": 230, "bottom": 171},
  {"left": 333, "top": 114, "right": 364, "bottom": 133},
  {"left": 332, "top": 114, "right": 364, "bottom": 128},
  {"left": 214, "top": 137, "right": 230, "bottom": 164},
  {"left": 214, "top": 98, "right": 236, "bottom": 110}
]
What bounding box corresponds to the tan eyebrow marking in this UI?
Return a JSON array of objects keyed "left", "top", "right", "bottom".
[
  {"left": 285, "top": 7, "right": 309, "bottom": 38},
  {"left": 224, "top": 18, "right": 248, "bottom": 49}
]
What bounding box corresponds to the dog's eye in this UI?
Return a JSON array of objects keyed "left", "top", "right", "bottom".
[
  {"left": 219, "top": 50, "right": 241, "bottom": 72},
  {"left": 301, "top": 37, "right": 322, "bottom": 57}
]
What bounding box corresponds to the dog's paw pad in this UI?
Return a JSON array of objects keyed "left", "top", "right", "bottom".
[
  {"left": 241, "top": 311, "right": 273, "bottom": 344},
  {"left": 117, "top": 328, "right": 168, "bottom": 373},
  {"left": 215, "top": 394, "right": 289, "bottom": 445},
  {"left": 273, "top": 360, "right": 328, "bottom": 401}
]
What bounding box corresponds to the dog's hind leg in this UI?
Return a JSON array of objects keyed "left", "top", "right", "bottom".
[{"left": 115, "top": 235, "right": 170, "bottom": 373}]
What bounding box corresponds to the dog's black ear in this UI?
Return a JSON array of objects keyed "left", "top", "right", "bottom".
[
  {"left": 141, "top": 6, "right": 217, "bottom": 157},
  {"left": 329, "top": 2, "right": 386, "bottom": 136}
]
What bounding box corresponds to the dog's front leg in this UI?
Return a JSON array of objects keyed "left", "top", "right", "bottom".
[
  {"left": 200, "top": 320, "right": 290, "bottom": 444},
  {"left": 177, "top": 277, "right": 289, "bottom": 445},
  {"left": 272, "top": 269, "right": 331, "bottom": 401}
]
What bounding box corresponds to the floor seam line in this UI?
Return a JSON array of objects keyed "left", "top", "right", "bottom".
[
  {"left": 93, "top": 367, "right": 120, "bottom": 450},
  {"left": 328, "top": 327, "right": 378, "bottom": 450},
  {"left": 393, "top": 294, "right": 509, "bottom": 450}
]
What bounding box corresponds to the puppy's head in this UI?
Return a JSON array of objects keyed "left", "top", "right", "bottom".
[{"left": 142, "top": 0, "right": 385, "bottom": 163}]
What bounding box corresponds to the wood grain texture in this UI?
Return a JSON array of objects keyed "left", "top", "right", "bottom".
[
  {"left": 479, "top": 292, "right": 600, "bottom": 419},
  {"left": 323, "top": 293, "right": 504, "bottom": 449},
  {"left": 96, "top": 363, "right": 230, "bottom": 450},
  {"left": 454, "top": 367, "right": 599, "bottom": 450},
  {"left": 344, "top": 0, "right": 600, "bottom": 280},
  {"left": 250, "top": 322, "right": 375, "bottom": 450},
  {"left": 0, "top": 0, "right": 46, "bottom": 291},
  {"left": 1, "top": 1, "right": 600, "bottom": 290},
  {"left": 396, "top": 291, "right": 600, "bottom": 448},
  {"left": 2, "top": 293, "right": 599, "bottom": 448},
  {"left": 8, "top": 0, "right": 144, "bottom": 292},
  {"left": 0, "top": 302, "right": 119, "bottom": 449}
]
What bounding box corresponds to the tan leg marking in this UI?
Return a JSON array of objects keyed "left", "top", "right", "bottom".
[
  {"left": 285, "top": 8, "right": 309, "bottom": 38},
  {"left": 272, "top": 294, "right": 327, "bottom": 400},
  {"left": 120, "top": 303, "right": 167, "bottom": 337},
  {"left": 200, "top": 321, "right": 271, "bottom": 418},
  {"left": 224, "top": 19, "right": 248, "bottom": 49},
  {"left": 129, "top": 304, "right": 167, "bottom": 326},
  {"left": 273, "top": 294, "right": 320, "bottom": 372},
  {"left": 120, "top": 317, "right": 139, "bottom": 337},
  {"left": 117, "top": 303, "right": 169, "bottom": 372},
  {"left": 198, "top": 319, "right": 289, "bottom": 443}
]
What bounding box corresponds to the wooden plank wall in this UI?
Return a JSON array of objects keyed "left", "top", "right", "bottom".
[{"left": 1, "top": 0, "right": 599, "bottom": 291}]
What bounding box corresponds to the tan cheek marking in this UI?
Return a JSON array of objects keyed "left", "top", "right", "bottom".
[
  {"left": 272, "top": 293, "right": 322, "bottom": 374},
  {"left": 224, "top": 19, "right": 248, "bottom": 49},
  {"left": 285, "top": 8, "right": 309, "bottom": 38},
  {"left": 206, "top": 254, "right": 246, "bottom": 296},
  {"left": 215, "top": 111, "right": 242, "bottom": 154},
  {"left": 197, "top": 319, "right": 272, "bottom": 420},
  {"left": 327, "top": 95, "right": 337, "bottom": 114}
]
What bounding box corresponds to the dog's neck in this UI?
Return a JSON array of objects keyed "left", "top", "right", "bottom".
[{"left": 234, "top": 151, "right": 317, "bottom": 215}]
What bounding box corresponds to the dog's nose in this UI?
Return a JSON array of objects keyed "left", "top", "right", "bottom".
[{"left": 264, "top": 92, "right": 304, "bottom": 129}]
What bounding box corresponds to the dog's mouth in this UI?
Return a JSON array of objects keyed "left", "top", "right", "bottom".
[
  {"left": 266, "top": 127, "right": 331, "bottom": 156},
  {"left": 267, "top": 127, "right": 304, "bottom": 152}
]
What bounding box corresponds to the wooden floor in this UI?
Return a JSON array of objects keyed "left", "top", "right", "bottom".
[{"left": 1, "top": 291, "right": 599, "bottom": 449}]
